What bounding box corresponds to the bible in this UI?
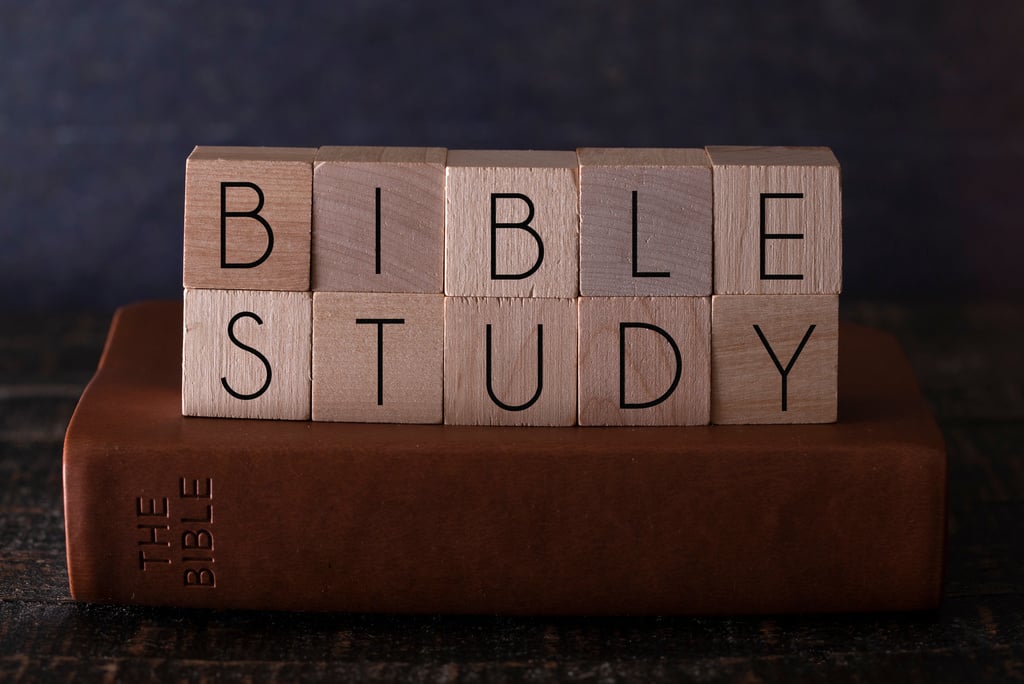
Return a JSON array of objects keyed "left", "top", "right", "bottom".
[{"left": 63, "top": 301, "right": 945, "bottom": 614}]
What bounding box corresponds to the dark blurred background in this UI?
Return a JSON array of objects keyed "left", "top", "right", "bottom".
[{"left": 2, "top": 1, "right": 1021, "bottom": 314}]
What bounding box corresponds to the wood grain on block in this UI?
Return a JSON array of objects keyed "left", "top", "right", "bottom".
[
  {"left": 444, "top": 297, "right": 577, "bottom": 426},
  {"left": 578, "top": 296, "right": 710, "bottom": 426},
  {"left": 183, "top": 146, "right": 315, "bottom": 291},
  {"left": 312, "top": 147, "right": 446, "bottom": 293},
  {"left": 182, "top": 288, "right": 311, "bottom": 420},
  {"left": 312, "top": 292, "right": 443, "bottom": 423},
  {"left": 706, "top": 146, "right": 841, "bottom": 295},
  {"left": 711, "top": 294, "right": 838, "bottom": 424},
  {"left": 445, "top": 150, "right": 579, "bottom": 298},
  {"left": 578, "top": 148, "right": 712, "bottom": 296}
]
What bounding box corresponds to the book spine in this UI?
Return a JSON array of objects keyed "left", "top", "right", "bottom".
[{"left": 64, "top": 431, "right": 945, "bottom": 614}]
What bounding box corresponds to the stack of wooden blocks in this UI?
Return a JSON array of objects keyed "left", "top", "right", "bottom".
[{"left": 181, "top": 146, "right": 841, "bottom": 426}]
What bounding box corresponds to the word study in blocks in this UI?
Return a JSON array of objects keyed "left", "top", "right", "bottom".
[{"left": 182, "top": 145, "right": 841, "bottom": 426}]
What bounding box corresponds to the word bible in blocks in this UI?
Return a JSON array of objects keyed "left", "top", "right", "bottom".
[{"left": 182, "top": 146, "right": 841, "bottom": 426}]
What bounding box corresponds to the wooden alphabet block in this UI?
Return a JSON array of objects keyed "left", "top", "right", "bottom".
[
  {"left": 444, "top": 297, "right": 577, "bottom": 426},
  {"left": 312, "top": 292, "right": 443, "bottom": 423},
  {"left": 312, "top": 147, "right": 446, "bottom": 293},
  {"left": 182, "top": 288, "right": 312, "bottom": 420},
  {"left": 445, "top": 150, "right": 579, "bottom": 298},
  {"left": 711, "top": 294, "right": 838, "bottom": 424},
  {"left": 183, "top": 147, "right": 316, "bottom": 291},
  {"left": 578, "top": 148, "right": 712, "bottom": 296},
  {"left": 706, "top": 146, "right": 841, "bottom": 295},
  {"left": 578, "top": 296, "right": 710, "bottom": 426}
]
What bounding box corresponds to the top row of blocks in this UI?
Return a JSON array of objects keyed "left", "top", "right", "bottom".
[{"left": 183, "top": 146, "right": 841, "bottom": 298}]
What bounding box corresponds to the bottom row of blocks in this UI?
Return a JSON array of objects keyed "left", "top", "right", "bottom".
[{"left": 182, "top": 290, "right": 838, "bottom": 426}]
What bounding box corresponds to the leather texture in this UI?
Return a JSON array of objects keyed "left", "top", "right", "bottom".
[{"left": 63, "top": 301, "right": 946, "bottom": 614}]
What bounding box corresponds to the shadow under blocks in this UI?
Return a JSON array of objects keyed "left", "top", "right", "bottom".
[{"left": 180, "top": 145, "right": 841, "bottom": 426}]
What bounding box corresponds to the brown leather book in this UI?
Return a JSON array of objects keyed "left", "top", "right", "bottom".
[{"left": 63, "top": 301, "right": 946, "bottom": 614}]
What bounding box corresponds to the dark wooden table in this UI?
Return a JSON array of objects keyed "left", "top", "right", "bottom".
[{"left": 2, "top": 300, "right": 1022, "bottom": 682}]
